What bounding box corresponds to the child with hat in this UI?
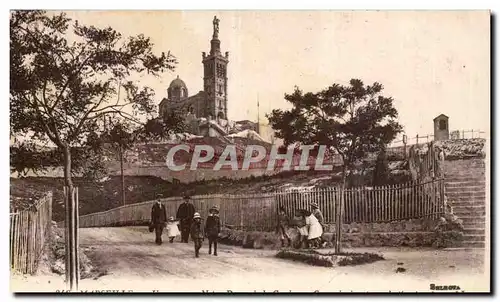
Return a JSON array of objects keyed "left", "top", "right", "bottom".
[
  {"left": 205, "top": 205, "right": 221, "bottom": 256},
  {"left": 311, "top": 202, "right": 324, "bottom": 225},
  {"left": 166, "top": 216, "right": 180, "bottom": 243},
  {"left": 190, "top": 212, "right": 204, "bottom": 258}
]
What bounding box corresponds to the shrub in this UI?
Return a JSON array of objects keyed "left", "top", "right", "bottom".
[
  {"left": 276, "top": 250, "right": 335, "bottom": 267},
  {"left": 432, "top": 213, "right": 465, "bottom": 248},
  {"left": 276, "top": 250, "right": 384, "bottom": 267},
  {"left": 336, "top": 252, "right": 385, "bottom": 266}
]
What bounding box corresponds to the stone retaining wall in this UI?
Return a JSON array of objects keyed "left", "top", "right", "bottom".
[
  {"left": 322, "top": 219, "right": 437, "bottom": 234},
  {"left": 220, "top": 218, "right": 441, "bottom": 249}
]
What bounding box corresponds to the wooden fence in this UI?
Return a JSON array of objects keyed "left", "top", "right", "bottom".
[
  {"left": 389, "top": 129, "right": 486, "bottom": 147},
  {"left": 79, "top": 193, "right": 277, "bottom": 231},
  {"left": 277, "top": 178, "right": 445, "bottom": 224},
  {"left": 79, "top": 178, "right": 445, "bottom": 231},
  {"left": 10, "top": 192, "right": 53, "bottom": 274}
]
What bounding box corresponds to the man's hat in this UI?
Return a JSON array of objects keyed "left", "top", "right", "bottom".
[
  {"left": 156, "top": 193, "right": 163, "bottom": 199},
  {"left": 311, "top": 202, "right": 319, "bottom": 209},
  {"left": 209, "top": 205, "right": 219, "bottom": 213},
  {"left": 193, "top": 212, "right": 201, "bottom": 219}
]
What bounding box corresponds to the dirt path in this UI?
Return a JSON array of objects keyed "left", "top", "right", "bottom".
[{"left": 11, "top": 227, "right": 490, "bottom": 293}]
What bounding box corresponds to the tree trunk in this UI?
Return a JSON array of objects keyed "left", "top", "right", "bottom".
[
  {"left": 334, "top": 166, "right": 347, "bottom": 254},
  {"left": 119, "top": 144, "right": 125, "bottom": 206},
  {"left": 63, "top": 145, "right": 79, "bottom": 291}
]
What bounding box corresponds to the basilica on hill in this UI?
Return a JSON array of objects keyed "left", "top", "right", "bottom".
[{"left": 158, "top": 16, "right": 251, "bottom": 138}]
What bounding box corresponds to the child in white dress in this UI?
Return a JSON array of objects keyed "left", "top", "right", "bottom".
[{"left": 166, "top": 216, "right": 180, "bottom": 243}]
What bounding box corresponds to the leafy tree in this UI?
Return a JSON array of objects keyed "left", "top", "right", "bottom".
[
  {"left": 10, "top": 139, "right": 107, "bottom": 180},
  {"left": 141, "top": 110, "right": 186, "bottom": 140},
  {"left": 10, "top": 10, "right": 176, "bottom": 191},
  {"left": 267, "top": 79, "right": 402, "bottom": 253},
  {"left": 10, "top": 141, "right": 49, "bottom": 177},
  {"left": 10, "top": 10, "right": 176, "bottom": 287},
  {"left": 372, "top": 147, "right": 390, "bottom": 186}
]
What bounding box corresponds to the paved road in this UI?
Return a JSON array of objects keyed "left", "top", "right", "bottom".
[{"left": 11, "top": 227, "right": 489, "bottom": 293}]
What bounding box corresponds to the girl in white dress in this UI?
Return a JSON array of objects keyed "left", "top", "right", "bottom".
[
  {"left": 305, "top": 210, "right": 323, "bottom": 247},
  {"left": 297, "top": 209, "right": 323, "bottom": 248},
  {"left": 166, "top": 216, "right": 180, "bottom": 243}
]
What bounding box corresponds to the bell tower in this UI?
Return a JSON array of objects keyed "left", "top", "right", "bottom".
[{"left": 202, "top": 16, "right": 229, "bottom": 120}]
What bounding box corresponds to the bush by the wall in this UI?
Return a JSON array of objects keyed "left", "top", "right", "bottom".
[{"left": 431, "top": 212, "right": 465, "bottom": 248}]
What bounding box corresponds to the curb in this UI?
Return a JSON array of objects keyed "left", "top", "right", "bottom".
[{"left": 442, "top": 247, "right": 485, "bottom": 251}]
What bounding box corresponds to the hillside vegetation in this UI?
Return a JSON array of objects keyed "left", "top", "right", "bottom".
[
  {"left": 10, "top": 138, "right": 486, "bottom": 221},
  {"left": 11, "top": 170, "right": 341, "bottom": 222}
]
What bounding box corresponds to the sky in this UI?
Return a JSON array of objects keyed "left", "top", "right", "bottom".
[{"left": 61, "top": 10, "right": 490, "bottom": 142}]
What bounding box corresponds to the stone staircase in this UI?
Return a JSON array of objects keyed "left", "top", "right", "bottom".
[{"left": 444, "top": 163, "right": 486, "bottom": 248}]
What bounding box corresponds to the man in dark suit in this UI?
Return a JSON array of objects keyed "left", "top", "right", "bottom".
[
  {"left": 176, "top": 195, "right": 196, "bottom": 243},
  {"left": 151, "top": 195, "right": 167, "bottom": 245}
]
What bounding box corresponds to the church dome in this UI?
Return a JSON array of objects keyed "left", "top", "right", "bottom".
[
  {"left": 167, "top": 75, "right": 189, "bottom": 100},
  {"left": 169, "top": 75, "right": 187, "bottom": 89}
]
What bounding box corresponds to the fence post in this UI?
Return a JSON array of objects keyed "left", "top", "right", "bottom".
[
  {"left": 239, "top": 197, "right": 244, "bottom": 230},
  {"left": 9, "top": 194, "right": 52, "bottom": 275},
  {"left": 440, "top": 178, "right": 445, "bottom": 213},
  {"left": 75, "top": 187, "right": 80, "bottom": 290},
  {"left": 64, "top": 186, "right": 70, "bottom": 286},
  {"left": 49, "top": 192, "right": 53, "bottom": 228},
  {"left": 26, "top": 212, "right": 32, "bottom": 274},
  {"left": 334, "top": 181, "right": 345, "bottom": 254},
  {"left": 64, "top": 185, "right": 79, "bottom": 291},
  {"left": 416, "top": 134, "right": 419, "bottom": 145}
]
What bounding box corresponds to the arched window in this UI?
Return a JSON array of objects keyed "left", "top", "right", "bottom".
[{"left": 173, "top": 87, "right": 180, "bottom": 98}]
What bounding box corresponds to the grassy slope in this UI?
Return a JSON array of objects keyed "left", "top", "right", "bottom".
[{"left": 10, "top": 169, "right": 341, "bottom": 222}]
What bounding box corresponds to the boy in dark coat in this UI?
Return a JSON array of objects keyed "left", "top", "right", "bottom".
[
  {"left": 190, "top": 212, "right": 204, "bottom": 258},
  {"left": 176, "top": 195, "right": 196, "bottom": 243},
  {"left": 150, "top": 197, "right": 167, "bottom": 245},
  {"left": 205, "top": 205, "right": 221, "bottom": 256}
]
